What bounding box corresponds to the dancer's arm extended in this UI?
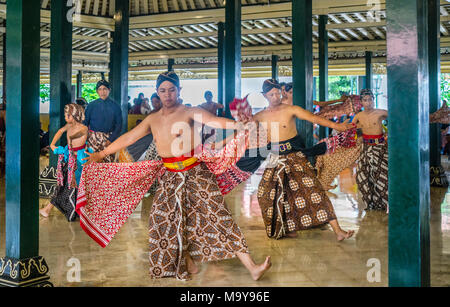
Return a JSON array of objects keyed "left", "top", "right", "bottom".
[
  {"left": 291, "top": 105, "right": 353, "bottom": 132},
  {"left": 84, "top": 115, "right": 152, "bottom": 164},
  {"left": 190, "top": 107, "right": 242, "bottom": 130}
]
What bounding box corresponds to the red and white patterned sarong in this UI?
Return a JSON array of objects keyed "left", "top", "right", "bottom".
[{"left": 76, "top": 127, "right": 251, "bottom": 248}]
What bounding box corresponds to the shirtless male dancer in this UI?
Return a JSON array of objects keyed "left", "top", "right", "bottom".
[
  {"left": 253, "top": 79, "right": 355, "bottom": 240},
  {"left": 85, "top": 72, "right": 271, "bottom": 281},
  {"left": 352, "top": 89, "right": 389, "bottom": 211}
]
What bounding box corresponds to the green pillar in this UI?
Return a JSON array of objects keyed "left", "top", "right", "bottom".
[
  {"left": 76, "top": 71, "right": 83, "bottom": 98},
  {"left": 110, "top": 0, "right": 129, "bottom": 134},
  {"left": 386, "top": 0, "right": 430, "bottom": 287},
  {"left": 292, "top": 0, "right": 314, "bottom": 148},
  {"left": 217, "top": 22, "right": 225, "bottom": 117},
  {"left": 365, "top": 51, "right": 373, "bottom": 89},
  {"left": 224, "top": 0, "right": 241, "bottom": 119},
  {"left": 49, "top": 0, "right": 73, "bottom": 167},
  {"left": 0, "top": 0, "right": 51, "bottom": 287},
  {"left": 318, "top": 15, "right": 329, "bottom": 139},
  {"left": 271, "top": 55, "right": 278, "bottom": 80},
  {"left": 358, "top": 76, "right": 366, "bottom": 93},
  {"left": 168, "top": 58, "right": 174, "bottom": 72},
  {"left": 2, "top": 21, "right": 5, "bottom": 105},
  {"left": 428, "top": 0, "right": 447, "bottom": 187}
]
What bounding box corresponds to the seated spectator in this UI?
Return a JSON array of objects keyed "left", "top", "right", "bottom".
[
  {"left": 149, "top": 93, "right": 162, "bottom": 114},
  {"left": 140, "top": 98, "right": 152, "bottom": 115}
]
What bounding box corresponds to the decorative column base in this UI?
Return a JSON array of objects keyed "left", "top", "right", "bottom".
[
  {"left": 39, "top": 166, "right": 57, "bottom": 198},
  {"left": 0, "top": 256, "right": 52, "bottom": 287},
  {"left": 430, "top": 165, "right": 449, "bottom": 187}
]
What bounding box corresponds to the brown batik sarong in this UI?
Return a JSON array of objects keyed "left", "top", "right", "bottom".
[
  {"left": 257, "top": 151, "right": 337, "bottom": 239},
  {"left": 315, "top": 138, "right": 363, "bottom": 190},
  {"left": 148, "top": 163, "right": 249, "bottom": 280},
  {"left": 87, "top": 130, "right": 114, "bottom": 162},
  {"left": 356, "top": 137, "right": 389, "bottom": 211}
]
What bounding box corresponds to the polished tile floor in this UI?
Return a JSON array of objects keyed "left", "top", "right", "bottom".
[{"left": 0, "top": 156, "right": 449, "bottom": 287}]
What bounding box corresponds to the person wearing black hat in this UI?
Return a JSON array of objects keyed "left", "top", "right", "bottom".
[
  {"left": 83, "top": 79, "right": 122, "bottom": 162},
  {"left": 82, "top": 71, "right": 272, "bottom": 281},
  {"left": 251, "top": 78, "right": 355, "bottom": 240}
]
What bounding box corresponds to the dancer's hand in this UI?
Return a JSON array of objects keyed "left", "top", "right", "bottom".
[
  {"left": 50, "top": 144, "right": 57, "bottom": 152},
  {"left": 83, "top": 151, "right": 105, "bottom": 165},
  {"left": 335, "top": 119, "right": 354, "bottom": 132}
]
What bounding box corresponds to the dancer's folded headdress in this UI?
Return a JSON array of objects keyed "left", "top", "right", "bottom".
[
  {"left": 156, "top": 71, "right": 180, "bottom": 89},
  {"left": 360, "top": 88, "right": 374, "bottom": 99},
  {"left": 262, "top": 79, "right": 281, "bottom": 94}
]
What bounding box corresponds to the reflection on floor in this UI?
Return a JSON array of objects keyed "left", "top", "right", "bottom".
[{"left": 0, "top": 156, "right": 449, "bottom": 287}]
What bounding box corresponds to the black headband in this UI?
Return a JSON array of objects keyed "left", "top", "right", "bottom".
[
  {"left": 284, "top": 82, "right": 293, "bottom": 92},
  {"left": 262, "top": 79, "right": 281, "bottom": 94},
  {"left": 96, "top": 80, "right": 111, "bottom": 91},
  {"left": 156, "top": 71, "right": 180, "bottom": 89},
  {"left": 360, "top": 88, "right": 374, "bottom": 99}
]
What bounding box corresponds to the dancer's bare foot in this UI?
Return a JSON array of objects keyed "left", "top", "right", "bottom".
[
  {"left": 336, "top": 229, "right": 354, "bottom": 241},
  {"left": 185, "top": 254, "right": 199, "bottom": 274},
  {"left": 39, "top": 209, "right": 49, "bottom": 218},
  {"left": 286, "top": 231, "right": 298, "bottom": 238},
  {"left": 250, "top": 256, "right": 272, "bottom": 281}
]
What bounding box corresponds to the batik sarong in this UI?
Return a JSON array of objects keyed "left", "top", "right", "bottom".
[
  {"left": 257, "top": 150, "right": 337, "bottom": 239},
  {"left": 430, "top": 103, "right": 450, "bottom": 124},
  {"left": 356, "top": 135, "right": 389, "bottom": 211},
  {"left": 149, "top": 161, "right": 248, "bottom": 280},
  {"left": 315, "top": 138, "right": 363, "bottom": 190},
  {"left": 76, "top": 126, "right": 252, "bottom": 248},
  {"left": 51, "top": 144, "right": 91, "bottom": 221},
  {"left": 315, "top": 95, "right": 363, "bottom": 120},
  {"left": 87, "top": 130, "right": 114, "bottom": 162}
]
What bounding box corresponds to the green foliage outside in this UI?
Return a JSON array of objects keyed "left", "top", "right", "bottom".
[
  {"left": 80, "top": 83, "right": 100, "bottom": 102},
  {"left": 441, "top": 74, "right": 450, "bottom": 105},
  {"left": 39, "top": 83, "right": 99, "bottom": 103},
  {"left": 39, "top": 75, "right": 449, "bottom": 105}
]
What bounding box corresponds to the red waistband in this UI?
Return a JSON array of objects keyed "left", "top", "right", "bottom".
[
  {"left": 161, "top": 150, "right": 195, "bottom": 163},
  {"left": 362, "top": 134, "right": 384, "bottom": 140},
  {"left": 70, "top": 144, "right": 86, "bottom": 151}
]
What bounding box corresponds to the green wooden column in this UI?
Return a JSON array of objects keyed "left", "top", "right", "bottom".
[
  {"left": 318, "top": 15, "right": 329, "bottom": 139},
  {"left": 365, "top": 51, "right": 373, "bottom": 89},
  {"left": 428, "top": 0, "right": 447, "bottom": 187},
  {"left": 292, "top": 0, "right": 314, "bottom": 148},
  {"left": 168, "top": 58, "right": 175, "bottom": 72},
  {"left": 386, "top": 0, "right": 430, "bottom": 287},
  {"left": 49, "top": 0, "right": 73, "bottom": 167},
  {"left": 0, "top": 0, "right": 51, "bottom": 287},
  {"left": 76, "top": 71, "right": 83, "bottom": 98},
  {"left": 217, "top": 22, "right": 225, "bottom": 117},
  {"left": 224, "top": 0, "right": 241, "bottom": 119},
  {"left": 110, "top": 0, "right": 129, "bottom": 134},
  {"left": 271, "top": 55, "right": 278, "bottom": 80},
  {"left": 2, "top": 21, "right": 5, "bottom": 105},
  {"left": 358, "top": 75, "right": 366, "bottom": 93}
]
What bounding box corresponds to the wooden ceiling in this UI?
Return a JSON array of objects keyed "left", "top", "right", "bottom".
[{"left": 0, "top": 0, "right": 450, "bottom": 80}]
